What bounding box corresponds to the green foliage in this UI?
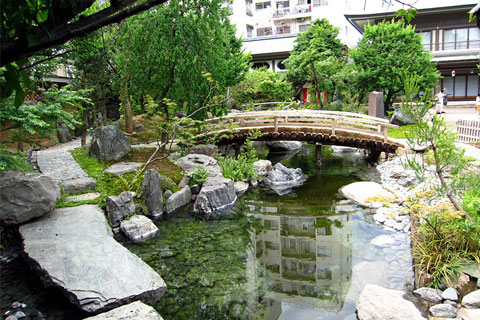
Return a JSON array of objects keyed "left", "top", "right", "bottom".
[
  {"left": 284, "top": 19, "right": 347, "bottom": 107},
  {"left": 187, "top": 166, "right": 210, "bottom": 186},
  {"left": 388, "top": 124, "right": 417, "bottom": 139},
  {"left": 410, "top": 198, "right": 480, "bottom": 288},
  {"left": 349, "top": 20, "right": 439, "bottom": 112},
  {"left": 117, "top": 0, "right": 250, "bottom": 120},
  {"left": 0, "top": 85, "right": 89, "bottom": 150},
  {"left": 0, "top": 147, "right": 32, "bottom": 172},
  {"left": 230, "top": 68, "right": 293, "bottom": 108},
  {"left": 217, "top": 156, "right": 257, "bottom": 182},
  {"left": 462, "top": 187, "right": 480, "bottom": 219}
]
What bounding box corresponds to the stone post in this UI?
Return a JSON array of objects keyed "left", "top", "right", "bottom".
[{"left": 368, "top": 91, "right": 384, "bottom": 118}]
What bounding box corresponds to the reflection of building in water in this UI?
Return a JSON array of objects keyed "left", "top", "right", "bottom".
[{"left": 248, "top": 199, "right": 353, "bottom": 311}]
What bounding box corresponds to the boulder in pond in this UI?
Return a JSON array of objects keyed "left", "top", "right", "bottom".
[
  {"left": 106, "top": 191, "right": 136, "bottom": 227},
  {"left": 253, "top": 160, "right": 272, "bottom": 177},
  {"left": 175, "top": 154, "right": 222, "bottom": 177},
  {"left": 234, "top": 181, "right": 249, "bottom": 195},
  {"left": 164, "top": 186, "right": 192, "bottom": 214},
  {"left": 89, "top": 125, "right": 131, "bottom": 161},
  {"left": 83, "top": 301, "right": 164, "bottom": 320},
  {"left": 266, "top": 141, "right": 302, "bottom": 152},
  {"left": 356, "top": 284, "right": 425, "bottom": 320},
  {"left": 141, "top": 169, "right": 163, "bottom": 218},
  {"left": 120, "top": 215, "right": 159, "bottom": 243},
  {"left": 188, "top": 144, "right": 218, "bottom": 157},
  {"left": 429, "top": 304, "right": 457, "bottom": 318},
  {"left": 339, "top": 181, "right": 395, "bottom": 208},
  {"left": 0, "top": 172, "right": 60, "bottom": 226},
  {"left": 413, "top": 287, "right": 443, "bottom": 303},
  {"left": 194, "top": 176, "right": 237, "bottom": 218},
  {"left": 19, "top": 205, "right": 166, "bottom": 313},
  {"left": 265, "top": 163, "right": 306, "bottom": 195}
]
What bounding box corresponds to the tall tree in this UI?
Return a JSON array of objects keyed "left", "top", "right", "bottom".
[
  {"left": 349, "top": 20, "right": 439, "bottom": 112},
  {"left": 284, "top": 19, "right": 345, "bottom": 107},
  {"left": 118, "top": 0, "right": 249, "bottom": 120}
]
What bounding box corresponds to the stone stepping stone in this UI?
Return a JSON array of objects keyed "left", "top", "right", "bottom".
[
  {"left": 84, "top": 301, "right": 164, "bottom": 319},
  {"left": 120, "top": 215, "right": 159, "bottom": 243},
  {"left": 61, "top": 177, "right": 97, "bottom": 194},
  {"left": 65, "top": 192, "right": 100, "bottom": 203},
  {"left": 19, "top": 205, "right": 166, "bottom": 313},
  {"left": 104, "top": 162, "right": 143, "bottom": 176}
]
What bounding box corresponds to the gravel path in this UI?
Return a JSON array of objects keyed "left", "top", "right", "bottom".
[{"left": 35, "top": 138, "right": 88, "bottom": 183}]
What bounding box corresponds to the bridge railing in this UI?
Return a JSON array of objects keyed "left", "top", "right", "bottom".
[{"left": 205, "top": 110, "right": 398, "bottom": 142}]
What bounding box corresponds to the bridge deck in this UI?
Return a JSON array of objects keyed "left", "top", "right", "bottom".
[{"left": 198, "top": 110, "right": 404, "bottom": 152}]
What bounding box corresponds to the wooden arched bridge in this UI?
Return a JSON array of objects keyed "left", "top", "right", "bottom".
[{"left": 197, "top": 110, "right": 404, "bottom": 155}]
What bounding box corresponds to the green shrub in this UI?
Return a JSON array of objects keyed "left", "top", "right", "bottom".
[
  {"left": 217, "top": 156, "right": 257, "bottom": 182},
  {"left": 187, "top": 166, "right": 209, "bottom": 186},
  {"left": 0, "top": 147, "right": 32, "bottom": 172}
]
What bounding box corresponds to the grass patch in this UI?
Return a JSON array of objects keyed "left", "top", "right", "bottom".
[
  {"left": 61, "top": 147, "right": 183, "bottom": 207},
  {"left": 388, "top": 124, "right": 416, "bottom": 139}
]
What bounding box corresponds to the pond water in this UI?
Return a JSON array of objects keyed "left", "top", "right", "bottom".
[
  {"left": 0, "top": 144, "right": 414, "bottom": 319},
  {"left": 124, "top": 144, "right": 414, "bottom": 320}
]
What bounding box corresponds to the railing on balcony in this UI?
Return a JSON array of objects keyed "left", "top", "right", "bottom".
[{"left": 273, "top": 5, "right": 311, "bottom": 18}]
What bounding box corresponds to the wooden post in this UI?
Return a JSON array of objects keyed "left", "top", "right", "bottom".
[
  {"left": 332, "top": 118, "right": 336, "bottom": 136},
  {"left": 274, "top": 116, "right": 278, "bottom": 133},
  {"left": 315, "top": 143, "right": 322, "bottom": 168}
]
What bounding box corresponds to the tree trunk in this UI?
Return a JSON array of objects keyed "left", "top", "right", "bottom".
[
  {"left": 122, "top": 45, "right": 134, "bottom": 134},
  {"left": 81, "top": 71, "right": 88, "bottom": 147},
  {"left": 384, "top": 91, "right": 394, "bottom": 114}
]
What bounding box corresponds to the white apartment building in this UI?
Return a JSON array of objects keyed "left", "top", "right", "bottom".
[{"left": 229, "top": 0, "right": 362, "bottom": 71}]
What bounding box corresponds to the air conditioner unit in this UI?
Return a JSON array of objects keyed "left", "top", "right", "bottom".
[
  {"left": 279, "top": 21, "right": 287, "bottom": 26},
  {"left": 297, "top": 17, "right": 305, "bottom": 22}
]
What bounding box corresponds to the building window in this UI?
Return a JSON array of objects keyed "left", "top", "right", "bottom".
[
  {"left": 420, "top": 31, "right": 432, "bottom": 51},
  {"left": 256, "top": 27, "right": 272, "bottom": 36},
  {"left": 313, "top": 0, "right": 328, "bottom": 7},
  {"left": 276, "top": 0, "right": 290, "bottom": 8},
  {"left": 246, "top": 0, "right": 253, "bottom": 16},
  {"left": 276, "top": 26, "right": 291, "bottom": 34},
  {"left": 252, "top": 61, "right": 271, "bottom": 69},
  {"left": 442, "top": 74, "right": 480, "bottom": 99},
  {"left": 299, "top": 23, "right": 310, "bottom": 33},
  {"left": 246, "top": 25, "right": 254, "bottom": 38},
  {"left": 443, "top": 27, "right": 480, "bottom": 50},
  {"left": 256, "top": 1, "right": 271, "bottom": 10}
]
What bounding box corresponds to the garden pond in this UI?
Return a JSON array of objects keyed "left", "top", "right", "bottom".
[{"left": 0, "top": 144, "right": 414, "bottom": 319}]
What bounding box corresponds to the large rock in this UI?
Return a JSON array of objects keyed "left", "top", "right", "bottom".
[
  {"left": 390, "top": 108, "right": 416, "bottom": 126},
  {"left": 120, "top": 215, "right": 159, "bottom": 243},
  {"left": 19, "top": 205, "right": 166, "bottom": 313},
  {"left": 413, "top": 287, "right": 443, "bottom": 303},
  {"left": 253, "top": 160, "right": 272, "bottom": 177},
  {"left": 60, "top": 177, "right": 97, "bottom": 194},
  {"left": 339, "top": 181, "right": 395, "bottom": 208},
  {"left": 0, "top": 172, "right": 60, "bottom": 226},
  {"left": 194, "top": 176, "right": 237, "bottom": 218},
  {"left": 164, "top": 186, "right": 192, "bottom": 214},
  {"left": 106, "top": 191, "right": 136, "bottom": 227},
  {"left": 188, "top": 144, "right": 218, "bottom": 157},
  {"left": 141, "top": 169, "right": 163, "bottom": 218},
  {"left": 266, "top": 141, "right": 302, "bottom": 152},
  {"left": 234, "top": 181, "right": 249, "bottom": 195},
  {"left": 57, "top": 123, "right": 73, "bottom": 143},
  {"left": 84, "top": 301, "right": 164, "bottom": 320},
  {"left": 462, "top": 289, "right": 480, "bottom": 308},
  {"left": 89, "top": 125, "right": 131, "bottom": 161},
  {"left": 356, "top": 284, "right": 425, "bottom": 320},
  {"left": 175, "top": 154, "right": 222, "bottom": 177},
  {"left": 265, "top": 163, "right": 306, "bottom": 195},
  {"left": 429, "top": 304, "right": 457, "bottom": 318},
  {"left": 104, "top": 162, "right": 143, "bottom": 176}
]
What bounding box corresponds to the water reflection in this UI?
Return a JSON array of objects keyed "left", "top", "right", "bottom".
[{"left": 245, "top": 193, "right": 353, "bottom": 314}]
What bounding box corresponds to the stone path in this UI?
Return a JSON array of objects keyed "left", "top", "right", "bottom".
[{"left": 35, "top": 138, "right": 88, "bottom": 183}]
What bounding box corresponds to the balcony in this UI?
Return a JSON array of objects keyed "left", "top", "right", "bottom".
[{"left": 273, "top": 5, "right": 311, "bottom": 20}]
